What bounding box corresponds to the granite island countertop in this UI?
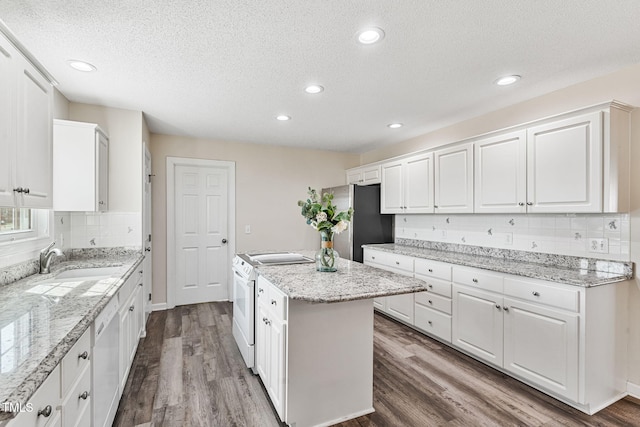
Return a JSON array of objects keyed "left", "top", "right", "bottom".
[
  {"left": 255, "top": 251, "right": 427, "bottom": 303},
  {"left": 0, "top": 249, "right": 144, "bottom": 421},
  {"left": 363, "top": 243, "right": 633, "bottom": 287}
]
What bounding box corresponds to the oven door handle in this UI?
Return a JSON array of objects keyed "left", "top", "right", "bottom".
[{"left": 233, "top": 269, "right": 251, "bottom": 284}]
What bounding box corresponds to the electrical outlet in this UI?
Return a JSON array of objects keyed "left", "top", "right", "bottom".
[
  {"left": 245, "top": 225, "right": 251, "bottom": 234},
  {"left": 440, "top": 230, "right": 447, "bottom": 239},
  {"left": 588, "top": 238, "right": 609, "bottom": 253},
  {"left": 504, "top": 232, "right": 513, "bottom": 245}
]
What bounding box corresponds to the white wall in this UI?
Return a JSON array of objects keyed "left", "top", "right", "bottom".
[{"left": 150, "top": 133, "right": 359, "bottom": 304}]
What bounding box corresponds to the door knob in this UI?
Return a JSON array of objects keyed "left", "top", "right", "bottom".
[{"left": 222, "top": 239, "right": 228, "bottom": 244}]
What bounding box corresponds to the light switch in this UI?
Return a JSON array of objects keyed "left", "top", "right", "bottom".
[
  {"left": 245, "top": 225, "right": 251, "bottom": 234},
  {"left": 588, "top": 238, "right": 609, "bottom": 253}
]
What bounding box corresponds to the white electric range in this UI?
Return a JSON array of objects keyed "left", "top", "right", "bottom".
[{"left": 231, "top": 252, "right": 313, "bottom": 372}]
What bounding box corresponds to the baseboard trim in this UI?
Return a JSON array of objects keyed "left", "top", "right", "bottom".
[
  {"left": 628, "top": 381, "right": 640, "bottom": 399},
  {"left": 151, "top": 303, "right": 168, "bottom": 311},
  {"left": 314, "top": 407, "right": 375, "bottom": 427}
]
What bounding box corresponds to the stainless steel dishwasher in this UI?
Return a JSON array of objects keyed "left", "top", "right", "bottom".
[{"left": 92, "top": 295, "right": 120, "bottom": 427}]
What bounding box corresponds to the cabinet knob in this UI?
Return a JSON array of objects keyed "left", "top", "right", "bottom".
[
  {"left": 532, "top": 291, "right": 540, "bottom": 297},
  {"left": 395, "top": 261, "right": 400, "bottom": 265},
  {"left": 78, "top": 350, "right": 89, "bottom": 360},
  {"left": 428, "top": 268, "right": 433, "bottom": 273},
  {"left": 472, "top": 278, "right": 478, "bottom": 283},
  {"left": 526, "top": 202, "right": 533, "bottom": 206},
  {"left": 23, "top": 188, "right": 30, "bottom": 194},
  {"left": 371, "top": 256, "right": 376, "bottom": 260},
  {"left": 427, "top": 320, "right": 433, "bottom": 326},
  {"left": 13, "top": 187, "right": 23, "bottom": 193},
  {"left": 129, "top": 305, "right": 135, "bottom": 311},
  {"left": 271, "top": 300, "right": 277, "bottom": 306},
  {"left": 428, "top": 300, "right": 433, "bottom": 305},
  {"left": 258, "top": 288, "right": 264, "bottom": 293},
  {"left": 434, "top": 205, "right": 438, "bottom": 209},
  {"left": 79, "top": 391, "right": 89, "bottom": 400},
  {"left": 99, "top": 201, "right": 104, "bottom": 205},
  {"left": 428, "top": 284, "right": 433, "bottom": 289},
  {"left": 37, "top": 405, "right": 52, "bottom": 418},
  {"left": 518, "top": 202, "right": 525, "bottom": 206},
  {"left": 503, "top": 306, "right": 509, "bottom": 312},
  {"left": 495, "top": 304, "right": 501, "bottom": 310}
]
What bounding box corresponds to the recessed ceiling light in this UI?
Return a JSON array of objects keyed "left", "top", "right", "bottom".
[
  {"left": 276, "top": 115, "right": 291, "bottom": 121},
  {"left": 304, "top": 85, "right": 324, "bottom": 94},
  {"left": 357, "top": 27, "right": 385, "bottom": 45},
  {"left": 387, "top": 123, "right": 403, "bottom": 129},
  {"left": 67, "top": 60, "right": 97, "bottom": 72},
  {"left": 495, "top": 75, "right": 521, "bottom": 86}
]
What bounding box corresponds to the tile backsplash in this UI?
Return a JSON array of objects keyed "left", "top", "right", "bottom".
[
  {"left": 395, "top": 213, "right": 630, "bottom": 261},
  {"left": 54, "top": 212, "right": 142, "bottom": 249}
]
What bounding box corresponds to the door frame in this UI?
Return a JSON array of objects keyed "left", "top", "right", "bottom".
[{"left": 166, "top": 156, "right": 236, "bottom": 309}]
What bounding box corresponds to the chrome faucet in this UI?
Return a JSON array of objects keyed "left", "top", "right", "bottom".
[{"left": 40, "top": 242, "right": 63, "bottom": 274}]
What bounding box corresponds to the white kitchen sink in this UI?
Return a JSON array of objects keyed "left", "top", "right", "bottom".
[{"left": 55, "top": 266, "right": 122, "bottom": 279}]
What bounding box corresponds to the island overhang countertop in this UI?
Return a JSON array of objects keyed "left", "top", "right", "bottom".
[{"left": 255, "top": 251, "right": 427, "bottom": 303}]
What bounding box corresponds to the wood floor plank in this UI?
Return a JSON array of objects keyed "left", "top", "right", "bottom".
[{"left": 116, "top": 302, "right": 640, "bottom": 427}]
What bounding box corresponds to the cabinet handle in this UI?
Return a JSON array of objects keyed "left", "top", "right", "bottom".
[
  {"left": 526, "top": 202, "right": 533, "bottom": 206},
  {"left": 37, "top": 405, "right": 52, "bottom": 418},
  {"left": 129, "top": 305, "right": 135, "bottom": 311},
  {"left": 503, "top": 306, "right": 509, "bottom": 312},
  {"left": 472, "top": 278, "right": 478, "bottom": 283},
  {"left": 428, "top": 268, "right": 433, "bottom": 273},
  {"left": 532, "top": 291, "right": 540, "bottom": 297},
  {"left": 271, "top": 299, "right": 277, "bottom": 306},
  {"left": 518, "top": 202, "right": 524, "bottom": 206},
  {"left": 495, "top": 304, "right": 501, "bottom": 310},
  {"left": 78, "top": 350, "right": 89, "bottom": 360},
  {"left": 79, "top": 391, "right": 89, "bottom": 400}
]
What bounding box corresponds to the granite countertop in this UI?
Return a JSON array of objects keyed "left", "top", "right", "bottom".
[
  {"left": 0, "top": 249, "right": 144, "bottom": 421},
  {"left": 363, "top": 243, "right": 633, "bottom": 287},
  {"left": 255, "top": 251, "right": 427, "bottom": 303}
]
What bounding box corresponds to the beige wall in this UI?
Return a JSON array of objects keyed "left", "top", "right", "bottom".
[
  {"left": 358, "top": 63, "right": 640, "bottom": 388},
  {"left": 149, "top": 134, "right": 359, "bottom": 304},
  {"left": 68, "top": 103, "right": 143, "bottom": 212}
]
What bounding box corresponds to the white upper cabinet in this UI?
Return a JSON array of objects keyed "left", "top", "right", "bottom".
[
  {"left": 434, "top": 143, "right": 473, "bottom": 213},
  {"left": 381, "top": 153, "right": 433, "bottom": 214},
  {"left": 346, "top": 164, "right": 381, "bottom": 185},
  {"left": 474, "top": 130, "right": 527, "bottom": 213},
  {"left": 53, "top": 120, "right": 109, "bottom": 211},
  {"left": 0, "top": 31, "right": 53, "bottom": 209},
  {"left": 526, "top": 112, "right": 602, "bottom": 213}
]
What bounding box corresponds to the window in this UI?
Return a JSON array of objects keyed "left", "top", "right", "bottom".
[{"left": 0, "top": 208, "right": 46, "bottom": 244}]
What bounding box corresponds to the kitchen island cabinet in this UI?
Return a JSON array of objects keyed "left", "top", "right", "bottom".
[{"left": 255, "top": 255, "right": 426, "bottom": 427}]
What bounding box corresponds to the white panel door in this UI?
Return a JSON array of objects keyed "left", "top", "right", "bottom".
[
  {"left": 404, "top": 153, "right": 433, "bottom": 213},
  {"left": 380, "top": 161, "right": 404, "bottom": 213},
  {"left": 434, "top": 143, "right": 473, "bottom": 213},
  {"left": 503, "top": 297, "right": 579, "bottom": 401},
  {"left": 474, "top": 131, "right": 527, "bottom": 213},
  {"left": 0, "top": 36, "right": 16, "bottom": 207},
  {"left": 452, "top": 285, "right": 503, "bottom": 366},
  {"left": 15, "top": 56, "right": 52, "bottom": 208},
  {"left": 526, "top": 112, "right": 603, "bottom": 213},
  {"left": 175, "top": 164, "right": 229, "bottom": 305}
]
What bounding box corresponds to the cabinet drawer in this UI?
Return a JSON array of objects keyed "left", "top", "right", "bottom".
[
  {"left": 504, "top": 278, "right": 580, "bottom": 312},
  {"left": 267, "top": 281, "right": 288, "bottom": 321},
  {"left": 385, "top": 253, "right": 414, "bottom": 274},
  {"left": 10, "top": 365, "right": 60, "bottom": 427},
  {"left": 363, "top": 249, "right": 387, "bottom": 265},
  {"left": 415, "top": 291, "right": 452, "bottom": 315},
  {"left": 61, "top": 328, "right": 91, "bottom": 396},
  {"left": 415, "top": 276, "right": 451, "bottom": 298},
  {"left": 453, "top": 267, "right": 503, "bottom": 293},
  {"left": 414, "top": 305, "right": 451, "bottom": 343},
  {"left": 61, "top": 364, "right": 91, "bottom": 427},
  {"left": 414, "top": 258, "right": 452, "bottom": 281}
]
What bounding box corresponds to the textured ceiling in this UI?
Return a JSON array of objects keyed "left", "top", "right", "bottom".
[{"left": 2, "top": 1, "right": 640, "bottom": 152}]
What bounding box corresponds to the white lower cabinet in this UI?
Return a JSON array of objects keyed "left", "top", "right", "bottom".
[
  {"left": 7, "top": 365, "right": 60, "bottom": 427},
  {"left": 119, "top": 276, "right": 144, "bottom": 393}
]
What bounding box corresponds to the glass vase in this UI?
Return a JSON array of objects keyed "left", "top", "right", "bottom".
[{"left": 316, "top": 229, "right": 339, "bottom": 272}]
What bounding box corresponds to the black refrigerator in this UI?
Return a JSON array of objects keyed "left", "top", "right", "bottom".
[{"left": 321, "top": 184, "right": 394, "bottom": 263}]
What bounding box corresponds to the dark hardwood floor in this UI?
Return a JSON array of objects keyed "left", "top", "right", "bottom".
[{"left": 114, "top": 302, "right": 640, "bottom": 427}]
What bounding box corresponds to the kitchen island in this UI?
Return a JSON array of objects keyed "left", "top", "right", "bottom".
[{"left": 255, "top": 254, "right": 427, "bottom": 427}]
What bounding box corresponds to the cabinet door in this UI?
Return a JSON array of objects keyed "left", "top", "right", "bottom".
[
  {"left": 404, "top": 153, "right": 434, "bottom": 213},
  {"left": 452, "top": 285, "right": 503, "bottom": 366},
  {"left": 434, "top": 143, "right": 473, "bottom": 213},
  {"left": 119, "top": 303, "right": 132, "bottom": 392},
  {"left": 97, "top": 130, "right": 109, "bottom": 211},
  {"left": 474, "top": 131, "right": 527, "bottom": 213},
  {"left": 267, "top": 317, "right": 287, "bottom": 420},
  {"left": 255, "top": 303, "right": 269, "bottom": 380},
  {"left": 386, "top": 293, "right": 414, "bottom": 324},
  {"left": 526, "top": 112, "right": 602, "bottom": 213},
  {"left": 503, "top": 297, "right": 578, "bottom": 401},
  {"left": 15, "top": 56, "right": 53, "bottom": 208},
  {"left": 372, "top": 296, "right": 387, "bottom": 311},
  {"left": 0, "top": 35, "right": 16, "bottom": 207},
  {"left": 380, "top": 161, "right": 404, "bottom": 213},
  {"left": 346, "top": 169, "right": 362, "bottom": 185},
  {"left": 362, "top": 165, "right": 381, "bottom": 185}
]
